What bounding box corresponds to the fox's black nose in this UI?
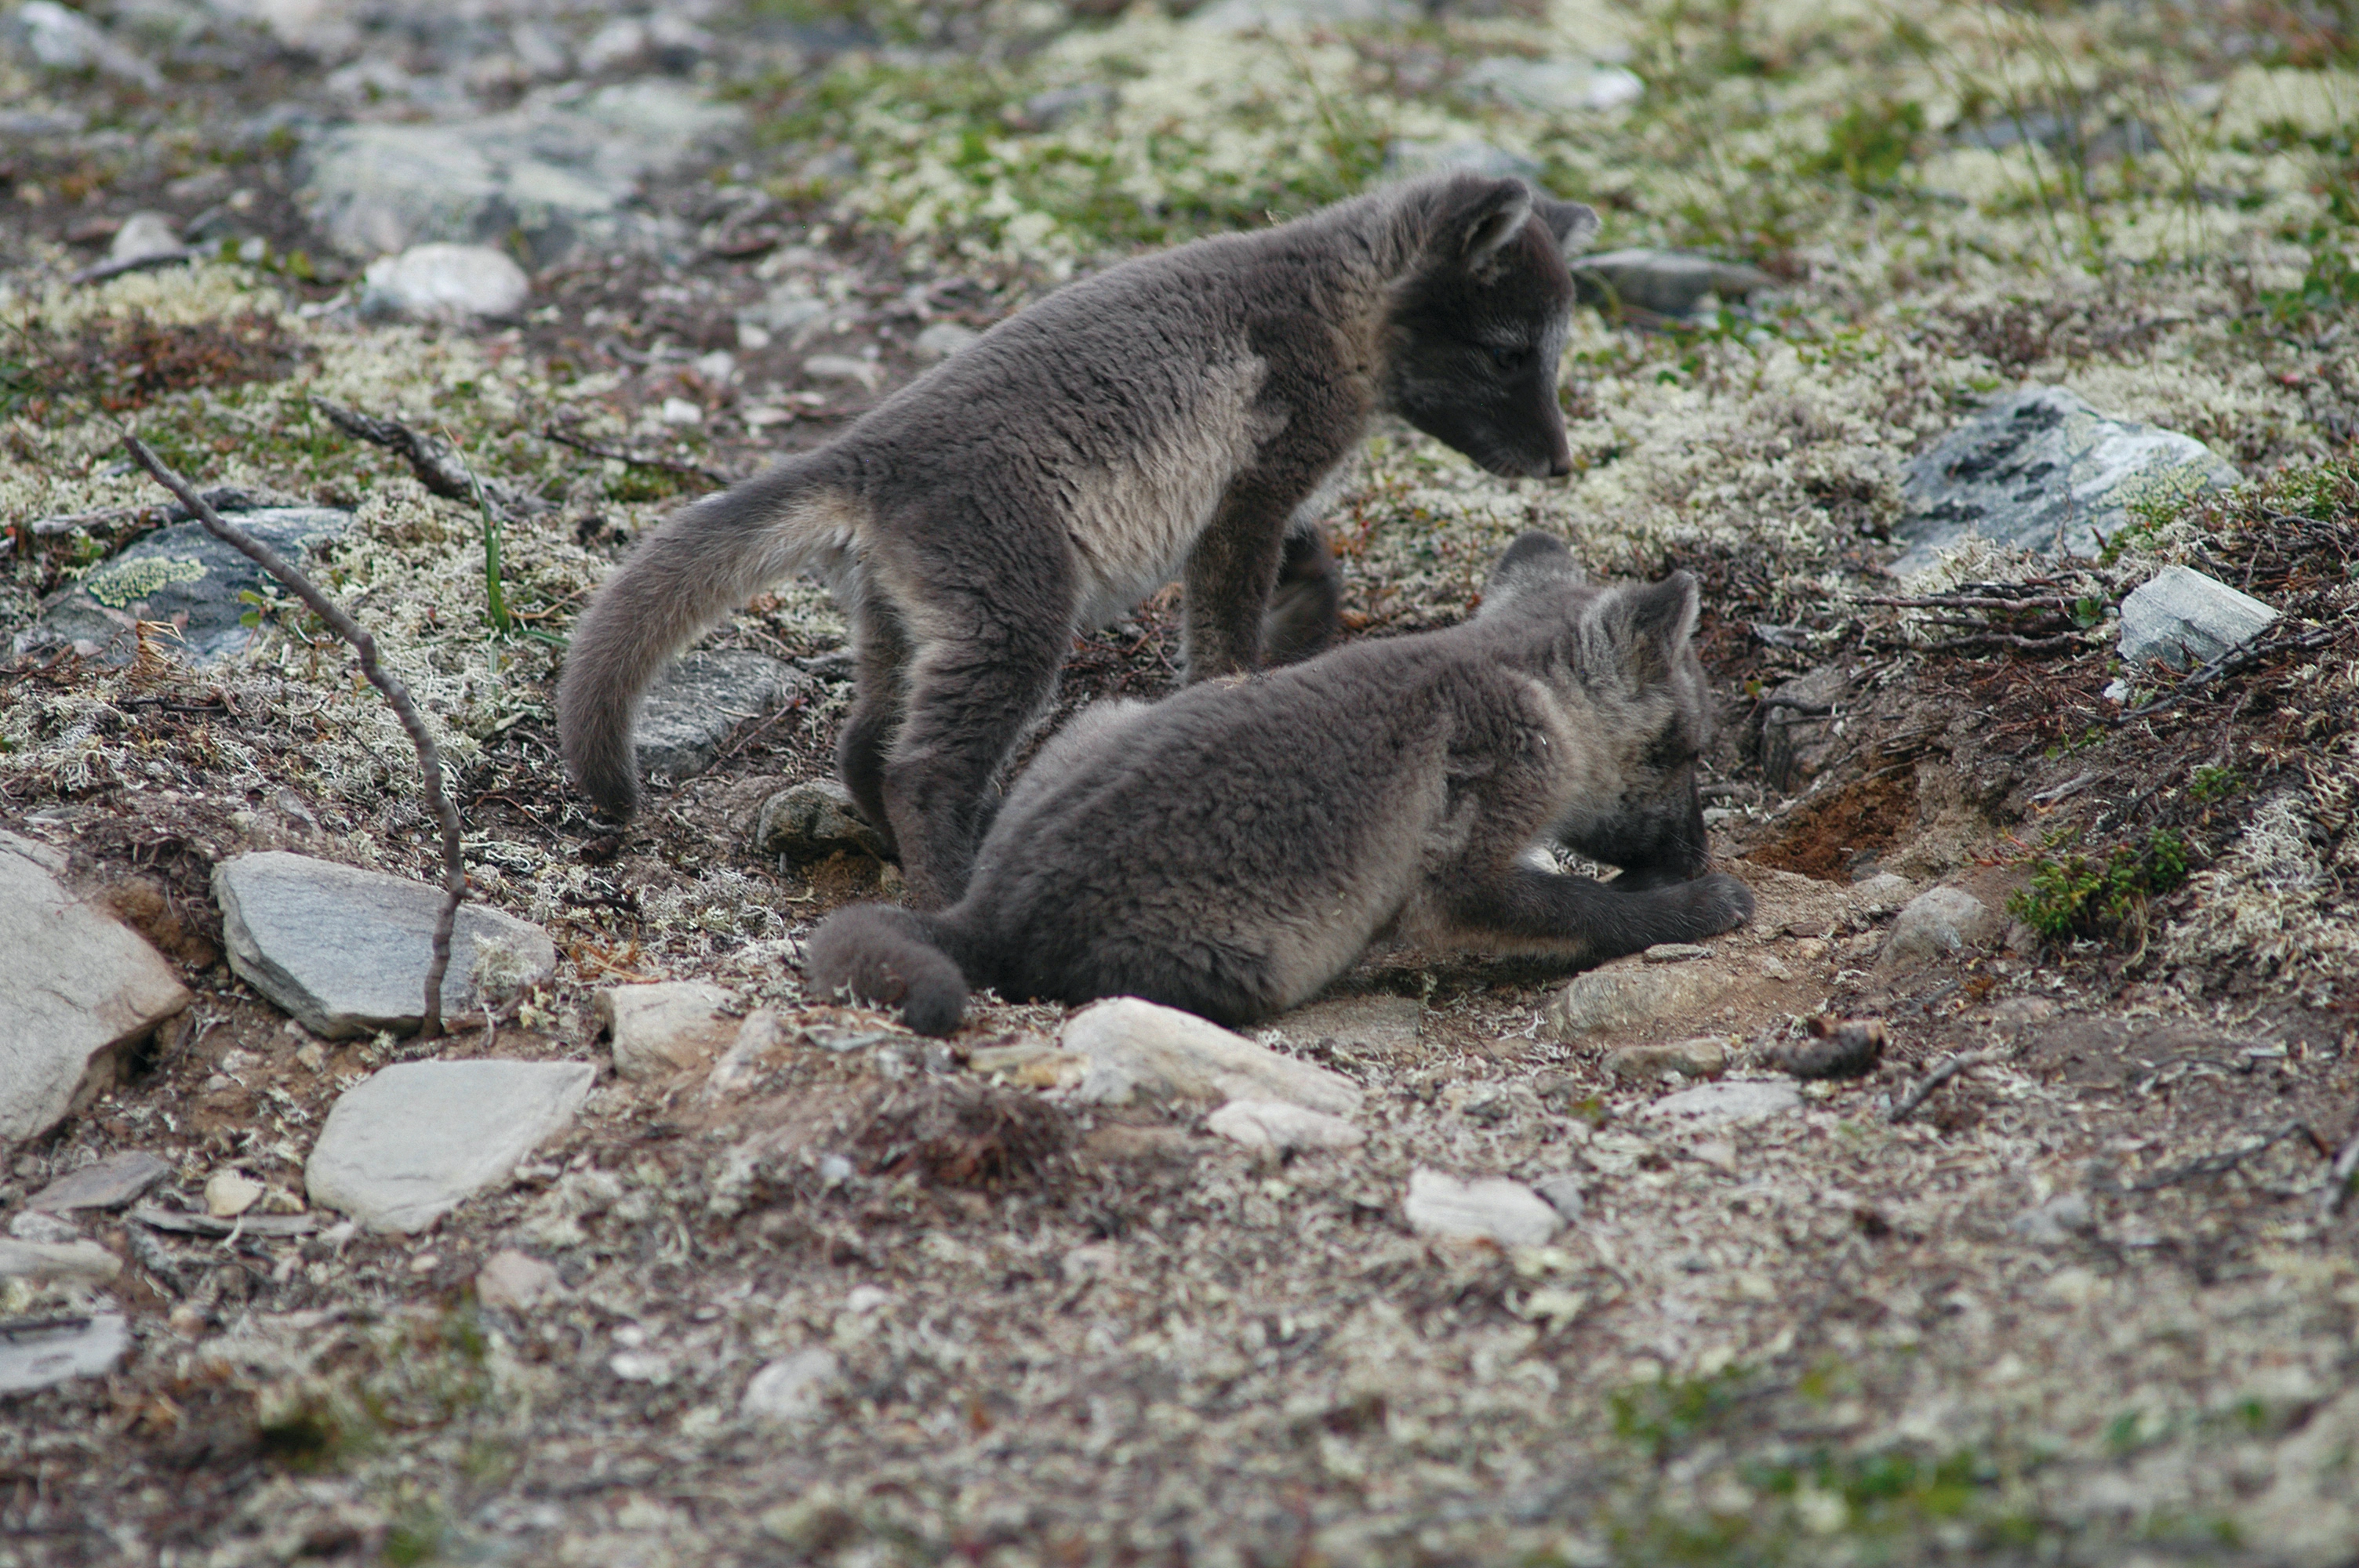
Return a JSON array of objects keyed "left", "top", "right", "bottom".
[{"left": 1547, "top": 454, "right": 1573, "bottom": 478}]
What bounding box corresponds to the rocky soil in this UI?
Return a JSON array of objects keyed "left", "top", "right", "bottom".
[{"left": 2, "top": 0, "right": 2357, "bottom": 1564}]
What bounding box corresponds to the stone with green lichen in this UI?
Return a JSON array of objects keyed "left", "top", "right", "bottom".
[{"left": 16, "top": 506, "right": 353, "bottom": 666}]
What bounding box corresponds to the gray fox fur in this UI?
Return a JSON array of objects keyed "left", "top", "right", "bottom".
[
  {"left": 804, "top": 532, "right": 1755, "bottom": 1036},
  {"left": 558, "top": 172, "right": 1600, "bottom": 906}
]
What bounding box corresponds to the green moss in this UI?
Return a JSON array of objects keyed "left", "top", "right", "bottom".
[{"left": 2008, "top": 829, "right": 2191, "bottom": 940}]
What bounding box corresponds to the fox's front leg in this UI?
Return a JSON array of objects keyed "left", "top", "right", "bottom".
[{"left": 1443, "top": 862, "right": 1754, "bottom": 964}]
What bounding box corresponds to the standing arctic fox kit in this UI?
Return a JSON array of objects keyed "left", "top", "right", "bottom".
[
  {"left": 558, "top": 172, "right": 1601, "bottom": 906},
  {"left": 805, "top": 532, "right": 1756, "bottom": 1036}
]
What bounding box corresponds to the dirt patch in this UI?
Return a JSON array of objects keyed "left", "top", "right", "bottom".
[{"left": 1747, "top": 769, "right": 1919, "bottom": 880}]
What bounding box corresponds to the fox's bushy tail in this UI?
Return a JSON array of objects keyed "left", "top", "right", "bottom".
[
  {"left": 804, "top": 904, "right": 970, "bottom": 1036},
  {"left": 558, "top": 460, "right": 838, "bottom": 817}
]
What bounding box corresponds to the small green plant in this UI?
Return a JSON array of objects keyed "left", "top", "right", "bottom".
[
  {"left": 2008, "top": 829, "right": 2190, "bottom": 940},
  {"left": 1611, "top": 1364, "right": 1754, "bottom": 1463},
  {"left": 1815, "top": 98, "right": 1926, "bottom": 191},
  {"left": 2189, "top": 765, "right": 2237, "bottom": 804}
]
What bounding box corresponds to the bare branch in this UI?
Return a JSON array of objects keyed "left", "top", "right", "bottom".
[
  {"left": 311, "top": 397, "right": 522, "bottom": 514},
  {"left": 540, "top": 423, "right": 732, "bottom": 490},
  {"left": 1887, "top": 1050, "right": 1992, "bottom": 1124},
  {"left": 2129, "top": 1121, "right": 2314, "bottom": 1191},
  {"left": 122, "top": 434, "right": 467, "bottom": 1038}
]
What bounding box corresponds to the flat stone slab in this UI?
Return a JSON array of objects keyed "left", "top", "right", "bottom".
[
  {"left": 304, "top": 1058, "right": 596, "bottom": 1233},
  {"left": 299, "top": 81, "right": 743, "bottom": 263},
  {"left": 638, "top": 652, "right": 815, "bottom": 786},
  {"left": 1547, "top": 961, "right": 1732, "bottom": 1039},
  {"left": 0, "top": 1238, "right": 123, "bottom": 1284},
  {"left": 0, "top": 1312, "right": 130, "bottom": 1396},
  {"left": 598, "top": 980, "right": 737, "bottom": 1082},
  {"left": 1062, "top": 998, "right": 1362, "bottom": 1118},
  {"left": 1205, "top": 1099, "right": 1365, "bottom": 1153},
  {"left": 214, "top": 851, "right": 558, "bottom": 1039},
  {"left": 0, "top": 832, "right": 191, "bottom": 1146},
  {"left": 1569, "top": 249, "right": 1776, "bottom": 318},
  {"left": 1641, "top": 1080, "right": 1801, "bottom": 1127},
  {"left": 1403, "top": 1170, "right": 1562, "bottom": 1247},
  {"left": 1267, "top": 993, "right": 1422, "bottom": 1058},
  {"left": 2118, "top": 564, "right": 2278, "bottom": 671},
  {"left": 15, "top": 506, "right": 354, "bottom": 666},
  {"left": 27, "top": 1151, "right": 173, "bottom": 1213},
  {"left": 1892, "top": 385, "right": 2239, "bottom": 576}
]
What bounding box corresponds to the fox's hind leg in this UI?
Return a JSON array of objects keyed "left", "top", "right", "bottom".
[
  {"left": 878, "top": 532, "right": 1075, "bottom": 909},
  {"left": 1262, "top": 523, "right": 1343, "bottom": 666},
  {"left": 837, "top": 580, "right": 911, "bottom": 855}
]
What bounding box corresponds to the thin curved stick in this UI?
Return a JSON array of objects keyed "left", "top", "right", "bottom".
[{"left": 122, "top": 434, "right": 467, "bottom": 1037}]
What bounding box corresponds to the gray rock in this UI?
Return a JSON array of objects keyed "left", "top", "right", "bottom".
[
  {"left": 107, "top": 211, "right": 185, "bottom": 267},
  {"left": 2117, "top": 565, "right": 2278, "bottom": 672},
  {"left": 1533, "top": 1171, "right": 1586, "bottom": 1221},
  {"left": 27, "top": 1151, "right": 173, "bottom": 1214},
  {"left": 7, "top": 1210, "right": 81, "bottom": 1243},
  {"left": 1852, "top": 871, "right": 1914, "bottom": 911},
  {"left": 1891, "top": 386, "right": 2240, "bottom": 576},
  {"left": 1879, "top": 886, "right": 2001, "bottom": 967},
  {"left": 1641, "top": 943, "right": 1710, "bottom": 963},
  {"left": 1457, "top": 56, "right": 1643, "bottom": 114},
  {"left": 1403, "top": 1170, "right": 1561, "bottom": 1247},
  {"left": 1758, "top": 662, "right": 1852, "bottom": 793},
  {"left": 358, "top": 242, "right": 531, "bottom": 323},
  {"left": 16, "top": 506, "right": 354, "bottom": 667},
  {"left": 1190, "top": 0, "right": 1414, "bottom": 29},
  {"left": 1547, "top": 962, "right": 1732, "bottom": 1038},
  {"left": 752, "top": 778, "right": 889, "bottom": 865},
  {"left": 476, "top": 1248, "right": 562, "bottom": 1310},
  {"left": 1641, "top": 1080, "right": 1801, "bottom": 1127},
  {"left": 0, "top": 1238, "right": 122, "bottom": 1284},
  {"left": 1205, "top": 1099, "right": 1365, "bottom": 1153},
  {"left": 0, "top": 832, "right": 191, "bottom": 1147},
  {"left": 579, "top": 13, "right": 712, "bottom": 75},
  {"left": 213, "top": 851, "right": 558, "bottom": 1040},
  {"left": 1269, "top": 993, "right": 1421, "bottom": 1058},
  {"left": 297, "top": 82, "right": 744, "bottom": 263},
  {"left": 0, "top": 1312, "right": 129, "bottom": 1395},
  {"left": 304, "top": 1058, "right": 596, "bottom": 1233},
  {"left": 1604, "top": 1037, "right": 1726, "bottom": 1082},
  {"left": 2011, "top": 1190, "right": 2092, "bottom": 1245},
  {"left": 1569, "top": 249, "right": 1778, "bottom": 318},
  {"left": 742, "top": 1346, "right": 841, "bottom": 1423},
  {"left": 911, "top": 321, "right": 981, "bottom": 362},
  {"left": 1061, "top": 998, "right": 1361, "bottom": 1117},
  {"left": 598, "top": 980, "right": 738, "bottom": 1082},
  {"left": 1384, "top": 139, "right": 1540, "bottom": 182},
  {"left": 9, "top": 1, "right": 159, "bottom": 87},
  {"left": 637, "top": 651, "right": 813, "bottom": 786}
]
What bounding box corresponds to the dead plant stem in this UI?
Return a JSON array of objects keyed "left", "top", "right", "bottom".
[{"left": 122, "top": 434, "right": 467, "bottom": 1037}]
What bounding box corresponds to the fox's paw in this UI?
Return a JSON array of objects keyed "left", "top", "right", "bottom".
[{"left": 1682, "top": 873, "right": 1755, "bottom": 935}]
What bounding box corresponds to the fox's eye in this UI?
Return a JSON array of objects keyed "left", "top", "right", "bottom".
[{"left": 1487, "top": 343, "right": 1529, "bottom": 369}]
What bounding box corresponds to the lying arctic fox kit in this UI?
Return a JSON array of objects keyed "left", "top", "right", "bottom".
[
  {"left": 805, "top": 533, "right": 1755, "bottom": 1035},
  {"left": 558, "top": 172, "right": 1600, "bottom": 907}
]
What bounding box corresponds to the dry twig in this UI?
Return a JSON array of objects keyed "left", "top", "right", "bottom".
[
  {"left": 122, "top": 434, "right": 468, "bottom": 1037},
  {"left": 2128, "top": 1121, "right": 2317, "bottom": 1192},
  {"left": 312, "top": 397, "right": 525, "bottom": 514},
  {"left": 540, "top": 423, "right": 732, "bottom": 489},
  {"left": 1887, "top": 1050, "right": 1991, "bottom": 1123},
  {"left": 2323, "top": 1128, "right": 2359, "bottom": 1217}
]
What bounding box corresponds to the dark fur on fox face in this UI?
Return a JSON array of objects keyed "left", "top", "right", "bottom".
[
  {"left": 1383, "top": 194, "right": 1591, "bottom": 479},
  {"left": 1483, "top": 543, "right": 1713, "bottom": 886}
]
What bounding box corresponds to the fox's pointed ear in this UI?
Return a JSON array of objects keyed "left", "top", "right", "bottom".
[
  {"left": 1534, "top": 197, "right": 1601, "bottom": 256},
  {"left": 1448, "top": 178, "right": 1536, "bottom": 268},
  {"left": 1479, "top": 531, "right": 1583, "bottom": 615},
  {"left": 1611, "top": 571, "right": 1701, "bottom": 673}
]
